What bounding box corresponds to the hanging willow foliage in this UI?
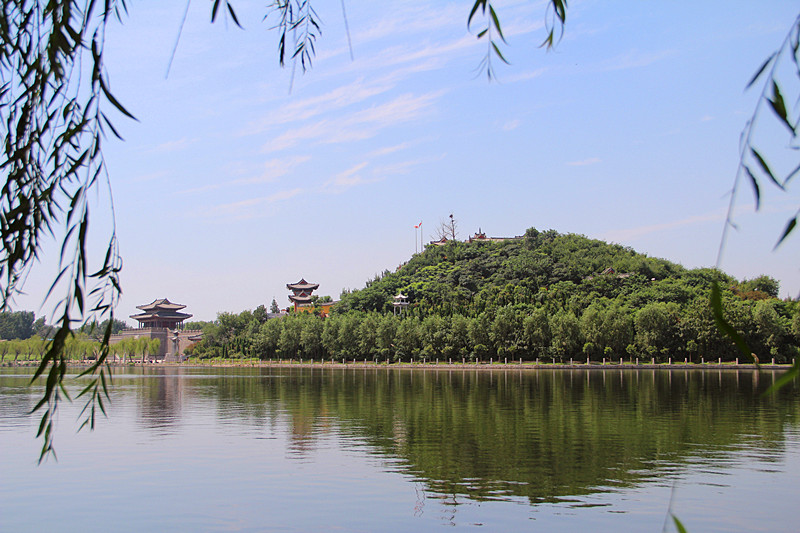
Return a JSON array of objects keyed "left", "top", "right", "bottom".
[{"left": 0, "top": 0, "right": 130, "bottom": 461}]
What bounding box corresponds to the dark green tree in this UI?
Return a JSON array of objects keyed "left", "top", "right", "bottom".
[
  {"left": 0, "top": 311, "right": 35, "bottom": 340},
  {"left": 522, "top": 308, "right": 551, "bottom": 359},
  {"left": 634, "top": 302, "right": 682, "bottom": 360}
]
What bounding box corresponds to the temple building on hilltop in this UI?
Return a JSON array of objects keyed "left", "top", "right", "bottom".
[
  {"left": 110, "top": 298, "right": 201, "bottom": 362},
  {"left": 287, "top": 279, "right": 319, "bottom": 308},
  {"left": 287, "top": 278, "right": 336, "bottom": 317},
  {"left": 468, "top": 228, "right": 522, "bottom": 243},
  {"left": 130, "top": 298, "right": 193, "bottom": 329}
]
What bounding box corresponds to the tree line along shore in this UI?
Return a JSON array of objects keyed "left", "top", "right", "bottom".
[
  {"left": 2, "top": 228, "right": 799, "bottom": 365},
  {"left": 184, "top": 229, "right": 799, "bottom": 365}
]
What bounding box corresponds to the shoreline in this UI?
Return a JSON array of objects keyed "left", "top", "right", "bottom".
[{"left": 3, "top": 360, "right": 794, "bottom": 371}]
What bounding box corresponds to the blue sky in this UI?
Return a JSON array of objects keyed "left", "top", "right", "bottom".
[{"left": 16, "top": 1, "right": 800, "bottom": 323}]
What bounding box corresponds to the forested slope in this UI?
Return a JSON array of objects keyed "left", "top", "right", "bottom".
[
  {"left": 337, "top": 228, "right": 718, "bottom": 315},
  {"left": 190, "top": 228, "right": 799, "bottom": 363}
]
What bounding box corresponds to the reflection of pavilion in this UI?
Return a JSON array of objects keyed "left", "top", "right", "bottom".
[{"left": 136, "top": 366, "right": 184, "bottom": 433}]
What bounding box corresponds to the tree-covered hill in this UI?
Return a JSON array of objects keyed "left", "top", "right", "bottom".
[
  {"left": 336, "top": 228, "right": 760, "bottom": 316},
  {"left": 188, "top": 228, "right": 798, "bottom": 364}
]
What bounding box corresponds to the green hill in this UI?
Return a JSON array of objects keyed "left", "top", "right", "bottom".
[{"left": 338, "top": 228, "right": 742, "bottom": 313}]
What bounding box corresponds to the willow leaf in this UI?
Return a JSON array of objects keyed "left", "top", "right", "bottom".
[
  {"left": 751, "top": 148, "right": 784, "bottom": 189},
  {"left": 743, "top": 165, "right": 760, "bottom": 210},
  {"left": 468, "top": 0, "right": 486, "bottom": 28},
  {"left": 763, "top": 357, "right": 800, "bottom": 396},
  {"left": 768, "top": 81, "right": 794, "bottom": 134},
  {"left": 774, "top": 216, "right": 797, "bottom": 249},
  {"left": 672, "top": 516, "right": 688, "bottom": 533},
  {"left": 746, "top": 52, "right": 776, "bottom": 89},
  {"left": 489, "top": 5, "right": 506, "bottom": 43},
  {"left": 710, "top": 281, "right": 751, "bottom": 360}
]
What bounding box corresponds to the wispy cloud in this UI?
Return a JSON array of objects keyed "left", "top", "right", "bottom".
[
  {"left": 242, "top": 10, "right": 542, "bottom": 144},
  {"left": 179, "top": 156, "right": 311, "bottom": 194},
  {"left": 150, "top": 137, "right": 195, "bottom": 153},
  {"left": 596, "top": 49, "right": 677, "bottom": 72},
  {"left": 367, "top": 142, "right": 412, "bottom": 158},
  {"left": 206, "top": 188, "right": 305, "bottom": 219},
  {"left": 241, "top": 156, "right": 312, "bottom": 185},
  {"left": 504, "top": 67, "right": 547, "bottom": 84},
  {"left": 567, "top": 157, "right": 601, "bottom": 167},
  {"left": 603, "top": 212, "right": 724, "bottom": 242},
  {"left": 240, "top": 77, "right": 397, "bottom": 135},
  {"left": 502, "top": 119, "right": 521, "bottom": 131},
  {"left": 131, "top": 170, "right": 169, "bottom": 183},
  {"left": 372, "top": 154, "right": 445, "bottom": 178},
  {"left": 350, "top": 4, "right": 465, "bottom": 45},
  {"left": 262, "top": 91, "right": 445, "bottom": 152},
  {"left": 266, "top": 188, "right": 305, "bottom": 204},
  {"left": 324, "top": 162, "right": 373, "bottom": 191}
]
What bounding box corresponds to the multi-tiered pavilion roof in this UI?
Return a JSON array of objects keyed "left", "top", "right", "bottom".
[
  {"left": 130, "top": 298, "right": 193, "bottom": 329},
  {"left": 287, "top": 279, "right": 319, "bottom": 306}
]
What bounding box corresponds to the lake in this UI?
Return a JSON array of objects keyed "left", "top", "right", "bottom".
[{"left": 1, "top": 365, "right": 798, "bottom": 532}]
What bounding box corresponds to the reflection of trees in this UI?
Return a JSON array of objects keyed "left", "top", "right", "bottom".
[{"left": 127, "top": 366, "right": 798, "bottom": 504}]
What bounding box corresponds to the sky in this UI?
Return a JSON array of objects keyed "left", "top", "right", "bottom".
[{"left": 14, "top": 1, "right": 800, "bottom": 323}]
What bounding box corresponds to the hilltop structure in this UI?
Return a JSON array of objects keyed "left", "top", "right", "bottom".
[
  {"left": 110, "top": 298, "right": 201, "bottom": 362},
  {"left": 287, "top": 278, "right": 337, "bottom": 317},
  {"left": 429, "top": 228, "right": 522, "bottom": 247},
  {"left": 287, "top": 279, "right": 319, "bottom": 308},
  {"left": 467, "top": 228, "right": 523, "bottom": 243}
]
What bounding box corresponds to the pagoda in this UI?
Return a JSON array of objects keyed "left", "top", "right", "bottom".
[
  {"left": 130, "top": 298, "right": 193, "bottom": 329},
  {"left": 287, "top": 278, "right": 319, "bottom": 310}
]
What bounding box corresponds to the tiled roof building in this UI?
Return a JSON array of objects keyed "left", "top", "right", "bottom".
[{"left": 130, "top": 298, "right": 193, "bottom": 329}]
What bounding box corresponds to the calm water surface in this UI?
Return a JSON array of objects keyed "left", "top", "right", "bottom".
[{"left": 1, "top": 366, "right": 798, "bottom": 532}]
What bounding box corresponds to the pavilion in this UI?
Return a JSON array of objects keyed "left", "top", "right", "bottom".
[
  {"left": 287, "top": 279, "right": 320, "bottom": 310},
  {"left": 110, "top": 298, "right": 200, "bottom": 362},
  {"left": 392, "top": 293, "right": 409, "bottom": 315},
  {"left": 130, "top": 298, "right": 193, "bottom": 329},
  {"left": 287, "top": 278, "right": 337, "bottom": 317}
]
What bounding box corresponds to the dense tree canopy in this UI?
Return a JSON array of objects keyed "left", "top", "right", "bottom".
[
  {"left": 185, "top": 228, "right": 799, "bottom": 365},
  {"left": 0, "top": 311, "right": 35, "bottom": 340}
]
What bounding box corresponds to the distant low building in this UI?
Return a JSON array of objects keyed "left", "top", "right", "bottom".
[
  {"left": 468, "top": 228, "right": 522, "bottom": 243},
  {"left": 295, "top": 301, "right": 336, "bottom": 317},
  {"left": 428, "top": 229, "right": 521, "bottom": 246}
]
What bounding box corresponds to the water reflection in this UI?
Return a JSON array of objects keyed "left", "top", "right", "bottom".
[
  {"left": 2, "top": 364, "right": 796, "bottom": 511},
  {"left": 81, "top": 365, "right": 799, "bottom": 506},
  {"left": 133, "top": 367, "right": 185, "bottom": 434}
]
